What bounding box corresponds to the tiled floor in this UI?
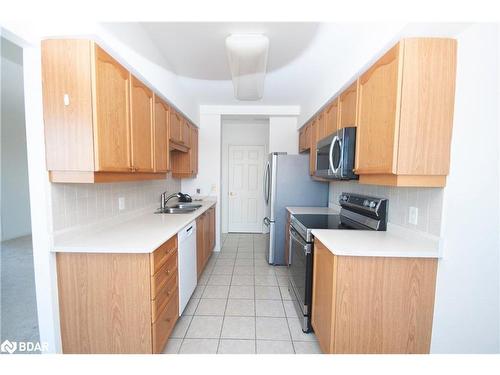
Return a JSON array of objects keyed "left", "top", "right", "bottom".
[{"left": 163, "top": 233, "right": 321, "bottom": 354}]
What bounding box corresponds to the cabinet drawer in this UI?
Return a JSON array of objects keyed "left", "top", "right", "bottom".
[
  {"left": 152, "top": 272, "right": 178, "bottom": 323},
  {"left": 150, "top": 236, "right": 177, "bottom": 275},
  {"left": 152, "top": 289, "right": 179, "bottom": 354},
  {"left": 151, "top": 251, "right": 178, "bottom": 297}
]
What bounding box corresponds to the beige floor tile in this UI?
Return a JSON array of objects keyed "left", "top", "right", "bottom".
[
  {"left": 170, "top": 315, "right": 193, "bottom": 338},
  {"left": 282, "top": 300, "right": 297, "bottom": 318},
  {"left": 287, "top": 317, "right": 317, "bottom": 342},
  {"left": 229, "top": 285, "right": 255, "bottom": 299},
  {"left": 233, "top": 266, "right": 254, "bottom": 275},
  {"left": 162, "top": 338, "right": 182, "bottom": 354},
  {"left": 217, "top": 339, "right": 256, "bottom": 354},
  {"left": 182, "top": 298, "right": 200, "bottom": 316},
  {"left": 215, "top": 258, "right": 236, "bottom": 266},
  {"left": 192, "top": 285, "right": 206, "bottom": 299},
  {"left": 179, "top": 339, "right": 219, "bottom": 354},
  {"left": 255, "top": 299, "right": 285, "bottom": 317},
  {"left": 277, "top": 276, "right": 289, "bottom": 287},
  {"left": 256, "top": 340, "right": 294, "bottom": 354},
  {"left": 185, "top": 316, "right": 223, "bottom": 338},
  {"left": 225, "top": 299, "right": 255, "bottom": 316},
  {"left": 254, "top": 274, "right": 278, "bottom": 286},
  {"left": 195, "top": 298, "right": 227, "bottom": 316},
  {"left": 231, "top": 275, "right": 254, "bottom": 286},
  {"left": 293, "top": 341, "right": 322, "bottom": 354},
  {"left": 221, "top": 316, "right": 255, "bottom": 339},
  {"left": 202, "top": 285, "right": 230, "bottom": 299},
  {"left": 255, "top": 286, "right": 281, "bottom": 300},
  {"left": 211, "top": 265, "right": 234, "bottom": 275},
  {"left": 256, "top": 317, "right": 291, "bottom": 340},
  {"left": 279, "top": 286, "right": 294, "bottom": 300},
  {"left": 208, "top": 274, "right": 232, "bottom": 286}
]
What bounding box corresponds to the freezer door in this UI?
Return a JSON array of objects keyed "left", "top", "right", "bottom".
[
  {"left": 263, "top": 217, "right": 275, "bottom": 264},
  {"left": 267, "top": 154, "right": 278, "bottom": 221}
]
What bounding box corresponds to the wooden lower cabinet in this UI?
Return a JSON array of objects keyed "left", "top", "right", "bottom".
[
  {"left": 196, "top": 206, "right": 216, "bottom": 278},
  {"left": 311, "top": 239, "right": 438, "bottom": 354},
  {"left": 56, "top": 235, "right": 179, "bottom": 354}
]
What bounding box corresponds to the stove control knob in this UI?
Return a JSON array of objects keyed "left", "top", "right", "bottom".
[
  {"left": 363, "top": 200, "right": 369, "bottom": 207},
  {"left": 340, "top": 195, "right": 348, "bottom": 202},
  {"left": 369, "top": 201, "right": 377, "bottom": 208}
]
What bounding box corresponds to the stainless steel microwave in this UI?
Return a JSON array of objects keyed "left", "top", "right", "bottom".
[{"left": 315, "top": 127, "right": 358, "bottom": 180}]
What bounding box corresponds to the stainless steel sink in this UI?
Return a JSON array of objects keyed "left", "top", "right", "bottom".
[{"left": 155, "top": 203, "right": 202, "bottom": 214}]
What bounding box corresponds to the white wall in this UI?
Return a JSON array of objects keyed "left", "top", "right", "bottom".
[
  {"left": 221, "top": 120, "right": 269, "bottom": 233},
  {"left": 430, "top": 23, "right": 500, "bottom": 353},
  {"left": 1, "top": 37, "right": 31, "bottom": 241},
  {"left": 268, "top": 117, "right": 299, "bottom": 154}
]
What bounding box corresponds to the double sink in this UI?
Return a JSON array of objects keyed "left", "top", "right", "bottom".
[{"left": 155, "top": 203, "right": 202, "bottom": 214}]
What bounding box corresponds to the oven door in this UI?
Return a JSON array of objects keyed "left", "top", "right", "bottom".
[{"left": 288, "top": 226, "right": 312, "bottom": 319}]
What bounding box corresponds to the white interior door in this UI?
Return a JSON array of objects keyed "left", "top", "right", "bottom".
[{"left": 228, "top": 145, "right": 265, "bottom": 233}]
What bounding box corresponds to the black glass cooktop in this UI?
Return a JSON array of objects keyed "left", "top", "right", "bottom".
[{"left": 293, "top": 214, "right": 355, "bottom": 230}]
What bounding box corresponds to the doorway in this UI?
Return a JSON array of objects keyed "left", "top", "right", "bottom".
[
  {"left": 221, "top": 118, "right": 269, "bottom": 234},
  {"left": 0, "top": 36, "right": 39, "bottom": 349}
]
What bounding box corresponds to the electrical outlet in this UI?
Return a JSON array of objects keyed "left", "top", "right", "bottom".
[
  {"left": 409, "top": 206, "right": 418, "bottom": 225},
  {"left": 118, "top": 197, "right": 125, "bottom": 211},
  {"left": 196, "top": 188, "right": 201, "bottom": 194},
  {"left": 210, "top": 184, "right": 217, "bottom": 193}
]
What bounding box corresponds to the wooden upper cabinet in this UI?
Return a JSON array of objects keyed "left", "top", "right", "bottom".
[
  {"left": 93, "top": 45, "right": 132, "bottom": 172},
  {"left": 298, "top": 123, "right": 311, "bottom": 153},
  {"left": 317, "top": 112, "right": 327, "bottom": 142},
  {"left": 190, "top": 126, "right": 199, "bottom": 175},
  {"left": 309, "top": 118, "right": 318, "bottom": 176},
  {"left": 169, "top": 110, "right": 182, "bottom": 144},
  {"left": 154, "top": 96, "right": 169, "bottom": 173},
  {"left": 42, "top": 39, "right": 169, "bottom": 183},
  {"left": 181, "top": 119, "right": 191, "bottom": 147},
  {"left": 339, "top": 80, "right": 358, "bottom": 129},
  {"left": 357, "top": 38, "right": 457, "bottom": 187},
  {"left": 325, "top": 98, "right": 339, "bottom": 136},
  {"left": 130, "top": 75, "right": 154, "bottom": 172}
]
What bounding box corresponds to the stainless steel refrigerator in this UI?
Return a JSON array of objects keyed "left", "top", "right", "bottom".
[{"left": 263, "top": 152, "right": 329, "bottom": 265}]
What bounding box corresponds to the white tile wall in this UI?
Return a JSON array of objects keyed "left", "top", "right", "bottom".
[
  {"left": 51, "top": 175, "right": 181, "bottom": 232},
  {"left": 329, "top": 181, "right": 443, "bottom": 236}
]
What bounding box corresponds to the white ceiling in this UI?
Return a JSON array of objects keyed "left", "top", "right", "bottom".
[{"left": 101, "top": 22, "right": 470, "bottom": 124}]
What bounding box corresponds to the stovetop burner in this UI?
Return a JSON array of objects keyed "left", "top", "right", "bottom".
[{"left": 292, "top": 214, "right": 355, "bottom": 230}]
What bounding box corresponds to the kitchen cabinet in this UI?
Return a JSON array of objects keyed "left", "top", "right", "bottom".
[
  {"left": 56, "top": 235, "right": 179, "bottom": 354},
  {"left": 325, "top": 98, "right": 339, "bottom": 135},
  {"left": 130, "top": 75, "right": 154, "bottom": 172},
  {"left": 169, "top": 110, "right": 182, "bottom": 145},
  {"left": 317, "top": 112, "right": 327, "bottom": 142},
  {"left": 171, "top": 123, "right": 199, "bottom": 178},
  {"left": 196, "top": 206, "right": 216, "bottom": 278},
  {"left": 153, "top": 96, "right": 170, "bottom": 173},
  {"left": 298, "top": 122, "right": 311, "bottom": 153},
  {"left": 311, "top": 239, "right": 438, "bottom": 354},
  {"left": 356, "top": 38, "right": 457, "bottom": 187},
  {"left": 42, "top": 39, "right": 167, "bottom": 183},
  {"left": 308, "top": 118, "right": 318, "bottom": 176},
  {"left": 181, "top": 119, "right": 191, "bottom": 148},
  {"left": 338, "top": 80, "right": 358, "bottom": 129}
]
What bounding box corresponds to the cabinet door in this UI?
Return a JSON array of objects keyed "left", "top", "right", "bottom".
[
  {"left": 311, "top": 240, "right": 337, "bottom": 354},
  {"left": 325, "top": 98, "right": 339, "bottom": 136},
  {"left": 190, "top": 126, "right": 199, "bottom": 175},
  {"left": 339, "top": 81, "right": 358, "bottom": 129},
  {"left": 130, "top": 75, "right": 154, "bottom": 172},
  {"left": 169, "top": 110, "right": 181, "bottom": 143},
  {"left": 154, "top": 96, "right": 169, "bottom": 172},
  {"left": 93, "top": 45, "right": 132, "bottom": 172},
  {"left": 196, "top": 213, "right": 206, "bottom": 278},
  {"left": 181, "top": 119, "right": 191, "bottom": 147},
  {"left": 304, "top": 123, "right": 311, "bottom": 150},
  {"left": 309, "top": 118, "right": 318, "bottom": 176},
  {"left": 317, "top": 112, "right": 326, "bottom": 142},
  {"left": 356, "top": 43, "right": 402, "bottom": 174}
]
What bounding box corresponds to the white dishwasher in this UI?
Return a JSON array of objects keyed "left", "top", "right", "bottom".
[{"left": 178, "top": 221, "right": 197, "bottom": 316}]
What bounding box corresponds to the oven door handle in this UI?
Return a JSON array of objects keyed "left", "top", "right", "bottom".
[{"left": 289, "top": 227, "right": 311, "bottom": 255}]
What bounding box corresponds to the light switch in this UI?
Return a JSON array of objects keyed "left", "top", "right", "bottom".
[
  {"left": 118, "top": 197, "right": 125, "bottom": 211},
  {"left": 63, "top": 94, "right": 70, "bottom": 106}
]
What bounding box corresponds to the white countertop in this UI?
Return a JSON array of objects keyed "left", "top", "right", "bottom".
[
  {"left": 312, "top": 224, "right": 441, "bottom": 258},
  {"left": 286, "top": 206, "right": 339, "bottom": 215},
  {"left": 53, "top": 200, "right": 217, "bottom": 254}
]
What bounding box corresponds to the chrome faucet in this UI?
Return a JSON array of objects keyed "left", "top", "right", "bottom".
[{"left": 160, "top": 192, "right": 181, "bottom": 210}]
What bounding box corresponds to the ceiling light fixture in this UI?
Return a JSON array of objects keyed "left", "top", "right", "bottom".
[{"left": 225, "top": 34, "right": 269, "bottom": 101}]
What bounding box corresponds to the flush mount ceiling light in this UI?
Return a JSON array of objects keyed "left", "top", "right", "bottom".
[{"left": 225, "top": 34, "right": 269, "bottom": 101}]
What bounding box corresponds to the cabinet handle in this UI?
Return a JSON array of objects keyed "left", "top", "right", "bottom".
[
  {"left": 165, "top": 317, "right": 172, "bottom": 323},
  {"left": 165, "top": 269, "right": 171, "bottom": 275}
]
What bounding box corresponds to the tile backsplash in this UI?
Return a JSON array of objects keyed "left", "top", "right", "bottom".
[
  {"left": 51, "top": 176, "right": 181, "bottom": 232},
  {"left": 329, "top": 181, "right": 443, "bottom": 236}
]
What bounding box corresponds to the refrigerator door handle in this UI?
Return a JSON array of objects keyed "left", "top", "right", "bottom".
[{"left": 263, "top": 162, "right": 270, "bottom": 204}]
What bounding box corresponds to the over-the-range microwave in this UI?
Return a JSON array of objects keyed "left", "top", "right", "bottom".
[{"left": 315, "top": 126, "right": 358, "bottom": 180}]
